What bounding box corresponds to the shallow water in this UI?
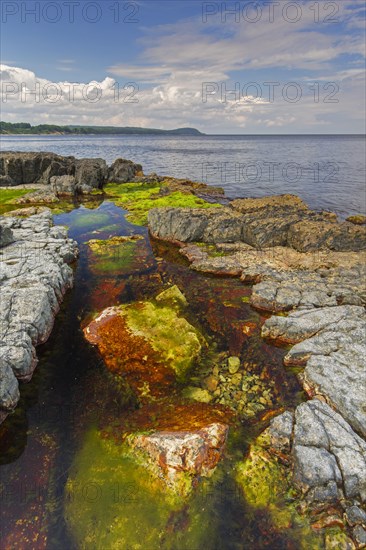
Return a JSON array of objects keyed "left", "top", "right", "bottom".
[
  {"left": 2, "top": 134, "right": 365, "bottom": 217},
  {"left": 0, "top": 200, "right": 308, "bottom": 549}
]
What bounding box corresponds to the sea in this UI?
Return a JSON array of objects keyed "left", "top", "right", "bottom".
[{"left": 1, "top": 133, "right": 365, "bottom": 218}]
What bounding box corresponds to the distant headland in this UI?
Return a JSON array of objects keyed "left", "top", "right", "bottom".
[{"left": 0, "top": 121, "right": 204, "bottom": 136}]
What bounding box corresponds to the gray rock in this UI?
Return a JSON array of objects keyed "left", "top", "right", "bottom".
[
  {"left": 75, "top": 158, "right": 108, "bottom": 189},
  {"left": 107, "top": 158, "right": 142, "bottom": 184},
  {"left": 0, "top": 224, "right": 14, "bottom": 247},
  {"left": 288, "top": 220, "right": 366, "bottom": 252},
  {"left": 0, "top": 152, "right": 137, "bottom": 190},
  {"left": 0, "top": 151, "right": 75, "bottom": 185},
  {"left": 51, "top": 175, "right": 76, "bottom": 195},
  {"left": 148, "top": 194, "right": 365, "bottom": 252},
  {"left": 293, "top": 400, "right": 366, "bottom": 503},
  {"left": 0, "top": 210, "right": 78, "bottom": 420},
  {"left": 346, "top": 506, "right": 366, "bottom": 527},
  {"left": 352, "top": 525, "right": 366, "bottom": 547},
  {"left": 268, "top": 410, "right": 294, "bottom": 452},
  {"left": 262, "top": 306, "right": 366, "bottom": 437},
  {"left": 0, "top": 363, "right": 20, "bottom": 412}
]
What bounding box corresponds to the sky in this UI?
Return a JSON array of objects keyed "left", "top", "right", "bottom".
[{"left": 0, "top": 0, "right": 365, "bottom": 133}]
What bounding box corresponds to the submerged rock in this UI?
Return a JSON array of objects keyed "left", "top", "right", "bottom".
[
  {"left": 86, "top": 234, "right": 154, "bottom": 276},
  {"left": 84, "top": 287, "right": 204, "bottom": 389},
  {"left": 129, "top": 422, "right": 228, "bottom": 494},
  {"left": 0, "top": 211, "right": 78, "bottom": 420},
  {"left": 65, "top": 426, "right": 223, "bottom": 549}
]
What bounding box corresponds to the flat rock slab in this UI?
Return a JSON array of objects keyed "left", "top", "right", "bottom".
[
  {"left": 262, "top": 306, "right": 366, "bottom": 438},
  {"left": 0, "top": 211, "right": 78, "bottom": 419}
]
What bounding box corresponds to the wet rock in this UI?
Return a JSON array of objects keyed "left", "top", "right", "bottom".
[
  {"left": 203, "top": 374, "right": 219, "bottom": 392},
  {"left": 182, "top": 387, "right": 212, "bottom": 403},
  {"left": 228, "top": 356, "right": 240, "bottom": 374},
  {"left": 0, "top": 210, "right": 78, "bottom": 419},
  {"left": 352, "top": 525, "right": 366, "bottom": 547},
  {"left": 155, "top": 284, "right": 188, "bottom": 310},
  {"left": 84, "top": 287, "right": 204, "bottom": 386},
  {"left": 130, "top": 422, "right": 228, "bottom": 493}
]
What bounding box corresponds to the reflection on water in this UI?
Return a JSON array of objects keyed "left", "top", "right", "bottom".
[{"left": 1, "top": 200, "right": 308, "bottom": 549}]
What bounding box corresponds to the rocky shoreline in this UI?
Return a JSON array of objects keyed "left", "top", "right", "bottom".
[
  {"left": 148, "top": 195, "right": 366, "bottom": 546},
  {"left": 1, "top": 151, "right": 365, "bottom": 547},
  {"left": 0, "top": 210, "right": 78, "bottom": 421}
]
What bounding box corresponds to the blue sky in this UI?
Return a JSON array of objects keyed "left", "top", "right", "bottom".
[{"left": 1, "top": 0, "right": 365, "bottom": 133}]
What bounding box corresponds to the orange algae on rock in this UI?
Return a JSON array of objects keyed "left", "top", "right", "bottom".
[{"left": 84, "top": 308, "right": 176, "bottom": 398}]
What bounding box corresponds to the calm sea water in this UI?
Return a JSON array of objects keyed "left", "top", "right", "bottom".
[{"left": 1, "top": 134, "right": 365, "bottom": 217}]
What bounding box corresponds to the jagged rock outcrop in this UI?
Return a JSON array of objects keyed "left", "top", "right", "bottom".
[
  {"left": 108, "top": 158, "right": 142, "bottom": 183},
  {"left": 0, "top": 211, "right": 78, "bottom": 421},
  {"left": 148, "top": 195, "right": 366, "bottom": 251},
  {"left": 0, "top": 152, "right": 142, "bottom": 191}
]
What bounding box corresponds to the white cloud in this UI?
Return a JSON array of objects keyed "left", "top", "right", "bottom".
[{"left": 1, "top": 0, "right": 365, "bottom": 133}]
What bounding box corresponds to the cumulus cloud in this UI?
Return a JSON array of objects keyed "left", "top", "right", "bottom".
[{"left": 1, "top": 0, "right": 365, "bottom": 132}]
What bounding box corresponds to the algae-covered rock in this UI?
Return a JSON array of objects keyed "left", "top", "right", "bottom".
[
  {"left": 84, "top": 287, "right": 204, "bottom": 383},
  {"left": 236, "top": 431, "right": 322, "bottom": 545},
  {"left": 182, "top": 387, "right": 212, "bottom": 403},
  {"left": 65, "top": 427, "right": 222, "bottom": 549},
  {"left": 105, "top": 182, "right": 221, "bottom": 226},
  {"left": 155, "top": 284, "right": 188, "bottom": 310},
  {"left": 86, "top": 234, "right": 153, "bottom": 276},
  {"left": 129, "top": 422, "right": 228, "bottom": 495},
  {"left": 236, "top": 431, "right": 289, "bottom": 509}
]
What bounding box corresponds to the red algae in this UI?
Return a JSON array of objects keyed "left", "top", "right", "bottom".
[{"left": 84, "top": 310, "right": 177, "bottom": 399}]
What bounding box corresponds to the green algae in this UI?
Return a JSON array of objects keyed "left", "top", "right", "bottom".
[
  {"left": 182, "top": 387, "right": 213, "bottom": 403},
  {"left": 235, "top": 431, "right": 323, "bottom": 548},
  {"left": 0, "top": 188, "right": 36, "bottom": 204},
  {"left": 122, "top": 292, "right": 204, "bottom": 379},
  {"left": 65, "top": 427, "right": 220, "bottom": 550},
  {"left": 105, "top": 182, "right": 222, "bottom": 226},
  {"left": 87, "top": 236, "right": 141, "bottom": 275},
  {"left": 72, "top": 211, "right": 111, "bottom": 229},
  {"left": 0, "top": 188, "right": 37, "bottom": 214}
]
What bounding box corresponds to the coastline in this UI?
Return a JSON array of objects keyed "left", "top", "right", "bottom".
[{"left": 1, "top": 151, "right": 365, "bottom": 548}]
